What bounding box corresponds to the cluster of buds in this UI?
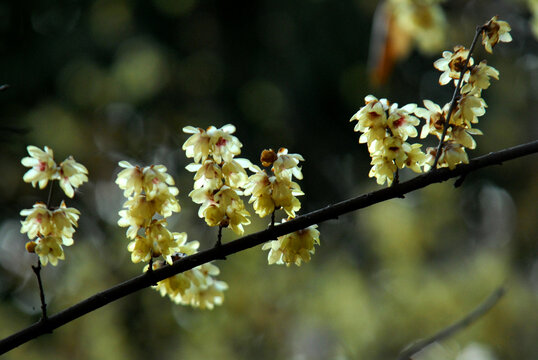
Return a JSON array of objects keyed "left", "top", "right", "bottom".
[
  {"left": 183, "top": 125, "right": 251, "bottom": 235},
  {"left": 20, "top": 146, "right": 88, "bottom": 265},
  {"left": 152, "top": 260, "right": 228, "bottom": 310},
  {"left": 352, "top": 16, "right": 512, "bottom": 184},
  {"left": 351, "top": 96, "right": 427, "bottom": 186}
]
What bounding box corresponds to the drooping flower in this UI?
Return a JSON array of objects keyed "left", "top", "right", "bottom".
[
  {"left": 271, "top": 148, "right": 304, "bottom": 181},
  {"left": 387, "top": 103, "right": 420, "bottom": 141},
  {"left": 482, "top": 16, "right": 512, "bottom": 53},
  {"left": 262, "top": 223, "right": 320, "bottom": 266},
  {"left": 350, "top": 95, "right": 389, "bottom": 146},
  {"left": 424, "top": 142, "right": 469, "bottom": 171},
  {"left": 433, "top": 45, "right": 473, "bottom": 85},
  {"left": 461, "top": 61, "right": 499, "bottom": 95},
  {"left": 34, "top": 235, "right": 65, "bottom": 266},
  {"left": 415, "top": 100, "right": 447, "bottom": 139},
  {"left": 452, "top": 94, "right": 487, "bottom": 127},
  {"left": 21, "top": 145, "right": 57, "bottom": 189},
  {"left": 20, "top": 201, "right": 79, "bottom": 246},
  {"left": 57, "top": 156, "right": 88, "bottom": 198}
]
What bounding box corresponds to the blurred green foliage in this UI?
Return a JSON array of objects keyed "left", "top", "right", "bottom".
[{"left": 0, "top": 0, "right": 537, "bottom": 359}]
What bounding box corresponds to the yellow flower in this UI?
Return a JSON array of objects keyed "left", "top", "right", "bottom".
[
  {"left": 350, "top": 95, "right": 388, "bottom": 146},
  {"left": 424, "top": 142, "right": 469, "bottom": 171},
  {"left": 369, "top": 155, "right": 397, "bottom": 186},
  {"left": 387, "top": 103, "right": 420, "bottom": 141},
  {"left": 415, "top": 100, "right": 447, "bottom": 139},
  {"left": 35, "top": 235, "right": 65, "bottom": 266},
  {"left": 448, "top": 126, "right": 483, "bottom": 149},
  {"left": 20, "top": 201, "right": 79, "bottom": 246},
  {"left": 461, "top": 60, "right": 499, "bottom": 95},
  {"left": 21, "top": 145, "right": 57, "bottom": 189},
  {"left": 482, "top": 16, "right": 512, "bottom": 53},
  {"left": 118, "top": 194, "right": 155, "bottom": 238},
  {"left": 116, "top": 161, "right": 145, "bottom": 197},
  {"left": 57, "top": 156, "right": 88, "bottom": 198},
  {"left": 271, "top": 148, "right": 304, "bottom": 181},
  {"left": 186, "top": 160, "right": 223, "bottom": 190},
  {"left": 262, "top": 224, "right": 320, "bottom": 266},
  {"left": 452, "top": 94, "right": 486, "bottom": 127},
  {"left": 182, "top": 124, "right": 242, "bottom": 164},
  {"left": 244, "top": 165, "right": 303, "bottom": 218},
  {"left": 433, "top": 45, "right": 473, "bottom": 85},
  {"left": 403, "top": 143, "right": 427, "bottom": 173},
  {"left": 221, "top": 158, "right": 251, "bottom": 188}
]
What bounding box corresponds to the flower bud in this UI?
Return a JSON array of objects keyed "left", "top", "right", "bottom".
[{"left": 260, "top": 149, "right": 277, "bottom": 167}]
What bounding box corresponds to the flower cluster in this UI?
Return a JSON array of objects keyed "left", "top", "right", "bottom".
[
  {"left": 21, "top": 201, "right": 80, "bottom": 266},
  {"left": 243, "top": 148, "right": 304, "bottom": 218},
  {"left": 183, "top": 125, "right": 251, "bottom": 235},
  {"left": 20, "top": 145, "right": 87, "bottom": 266},
  {"left": 351, "top": 16, "right": 512, "bottom": 182},
  {"left": 152, "top": 261, "right": 228, "bottom": 310},
  {"left": 22, "top": 145, "right": 88, "bottom": 198},
  {"left": 116, "top": 161, "right": 184, "bottom": 264},
  {"left": 262, "top": 223, "right": 320, "bottom": 267},
  {"left": 350, "top": 96, "right": 427, "bottom": 185}
]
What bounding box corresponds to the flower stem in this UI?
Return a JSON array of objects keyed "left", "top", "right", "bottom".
[{"left": 431, "top": 25, "right": 485, "bottom": 169}]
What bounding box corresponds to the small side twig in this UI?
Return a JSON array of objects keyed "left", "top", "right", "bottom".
[
  {"left": 214, "top": 225, "right": 226, "bottom": 260},
  {"left": 396, "top": 286, "right": 506, "bottom": 360},
  {"left": 31, "top": 259, "right": 48, "bottom": 323},
  {"left": 270, "top": 210, "right": 276, "bottom": 227},
  {"left": 432, "top": 25, "right": 485, "bottom": 169}
]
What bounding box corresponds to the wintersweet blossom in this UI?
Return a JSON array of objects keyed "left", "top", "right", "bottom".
[
  {"left": 449, "top": 126, "right": 483, "bottom": 150},
  {"left": 116, "top": 162, "right": 177, "bottom": 200},
  {"left": 461, "top": 61, "right": 499, "bottom": 95},
  {"left": 57, "top": 156, "right": 88, "bottom": 198},
  {"left": 20, "top": 201, "right": 79, "bottom": 246},
  {"left": 262, "top": 223, "right": 320, "bottom": 266},
  {"left": 182, "top": 124, "right": 242, "bottom": 164},
  {"left": 387, "top": 103, "right": 420, "bottom": 141},
  {"left": 452, "top": 94, "right": 486, "bottom": 127},
  {"left": 424, "top": 142, "right": 469, "bottom": 171},
  {"left": 416, "top": 100, "right": 447, "bottom": 139},
  {"left": 482, "top": 16, "right": 512, "bottom": 53},
  {"left": 127, "top": 220, "right": 187, "bottom": 264},
  {"left": 369, "top": 155, "right": 397, "bottom": 185},
  {"left": 34, "top": 236, "right": 65, "bottom": 266},
  {"left": 153, "top": 261, "right": 228, "bottom": 309},
  {"left": 21, "top": 145, "right": 57, "bottom": 189},
  {"left": 271, "top": 148, "right": 304, "bottom": 181},
  {"left": 433, "top": 45, "right": 473, "bottom": 85},
  {"left": 350, "top": 95, "right": 389, "bottom": 146}
]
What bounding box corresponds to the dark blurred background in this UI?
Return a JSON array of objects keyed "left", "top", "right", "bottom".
[{"left": 0, "top": 0, "right": 537, "bottom": 359}]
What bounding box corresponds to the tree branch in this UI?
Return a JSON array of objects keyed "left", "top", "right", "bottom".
[
  {"left": 1, "top": 140, "right": 536, "bottom": 354},
  {"left": 396, "top": 286, "right": 506, "bottom": 360}
]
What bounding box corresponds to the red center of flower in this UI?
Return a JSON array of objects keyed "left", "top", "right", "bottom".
[
  {"left": 216, "top": 137, "right": 227, "bottom": 147},
  {"left": 38, "top": 161, "right": 47, "bottom": 172},
  {"left": 392, "top": 116, "right": 405, "bottom": 128},
  {"left": 152, "top": 178, "right": 160, "bottom": 184}
]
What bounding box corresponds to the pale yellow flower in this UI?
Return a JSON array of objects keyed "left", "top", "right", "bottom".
[
  {"left": 433, "top": 45, "right": 473, "bottom": 85},
  {"left": 272, "top": 148, "right": 304, "bottom": 181},
  {"left": 350, "top": 95, "right": 389, "bottom": 146},
  {"left": 222, "top": 158, "right": 251, "bottom": 188},
  {"left": 51, "top": 201, "right": 80, "bottom": 246},
  {"left": 116, "top": 161, "right": 145, "bottom": 197},
  {"left": 369, "top": 155, "right": 397, "bottom": 186},
  {"left": 35, "top": 235, "right": 64, "bottom": 266},
  {"left": 482, "top": 16, "right": 512, "bottom": 53},
  {"left": 415, "top": 100, "right": 447, "bottom": 139},
  {"left": 448, "top": 126, "right": 483, "bottom": 149},
  {"left": 21, "top": 145, "right": 57, "bottom": 189},
  {"left": 403, "top": 143, "right": 427, "bottom": 173},
  {"left": 20, "top": 201, "right": 79, "bottom": 246},
  {"left": 57, "top": 156, "right": 88, "bottom": 198},
  {"left": 118, "top": 194, "right": 155, "bottom": 238},
  {"left": 182, "top": 124, "right": 242, "bottom": 164},
  {"left": 452, "top": 94, "right": 486, "bottom": 127},
  {"left": 387, "top": 103, "right": 420, "bottom": 141},
  {"left": 262, "top": 223, "right": 320, "bottom": 266},
  {"left": 424, "top": 142, "right": 469, "bottom": 171},
  {"left": 186, "top": 160, "right": 223, "bottom": 190},
  {"left": 461, "top": 61, "right": 499, "bottom": 95},
  {"left": 125, "top": 220, "right": 184, "bottom": 264},
  {"left": 184, "top": 280, "right": 228, "bottom": 310}
]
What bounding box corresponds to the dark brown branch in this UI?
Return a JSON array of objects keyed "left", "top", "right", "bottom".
[
  {"left": 396, "top": 286, "right": 506, "bottom": 360},
  {"left": 31, "top": 260, "right": 48, "bottom": 323},
  {"left": 1, "top": 140, "right": 536, "bottom": 354}
]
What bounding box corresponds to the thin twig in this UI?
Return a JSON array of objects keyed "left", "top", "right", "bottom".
[
  {"left": 0, "top": 140, "right": 536, "bottom": 354},
  {"left": 271, "top": 210, "right": 276, "bottom": 227},
  {"left": 396, "top": 286, "right": 506, "bottom": 360},
  {"left": 31, "top": 260, "right": 48, "bottom": 322},
  {"left": 432, "top": 25, "right": 485, "bottom": 169}
]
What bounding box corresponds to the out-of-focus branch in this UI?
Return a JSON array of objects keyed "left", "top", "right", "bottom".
[
  {"left": 0, "top": 140, "right": 536, "bottom": 354},
  {"left": 396, "top": 286, "right": 506, "bottom": 360}
]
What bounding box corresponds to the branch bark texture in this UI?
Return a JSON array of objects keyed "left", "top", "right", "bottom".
[{"left": 1, "top": 140, "right": 536, "bottom": 354}]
